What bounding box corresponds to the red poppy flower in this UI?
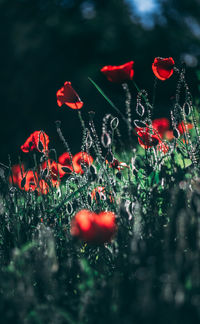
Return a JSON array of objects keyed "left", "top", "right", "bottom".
[
  {"left": 152, "top": 57, "right": 175, "bottom": 81},
  {"left": 23, "top": 171, "right": 49, "bottom": 194},
  {"left": 101, "top": 61, "right": 134, "bottom": 83},
  {"left": 71, "top": 209, "right": 116, "bottom": 243},
  {"left": 152, "top": 118, "right": 170, "bottom": 138},
  {"left": 94, "top": 211, "right": 116, "bottom": 243},
  {"left": 41, "top": 159, "right": 71, "bottom": 187},
  {"left": 9, "top": 164, "right": 25, "bottom": 186},
  {"left": 71, "top": 210, "right": 96, "bottom": 242},
  {"left": 9, "top": 165, "right": 49, "bottom": 194},
  {"left": 38, "top": 179, "right": 49, "bottom": 195},
  {"left": 56, "top": 81, "right": 83, "bottom": 109},
  {"left": 21, "top": 170, "right": 38, "bottom": 191},
  {"left": 137, "top": 129, "right": 161, "bottom": 149},
  {"left": 58, "top": 152, "right": 72, "bottom": 168},
  {"left": 21, "top": 131, "right": 49, "bottom": 153},
  {"left": 72, "top": 152, "right": 93, "bottom": 174},
  {"left": 178, "top": 121, "right": 193, "bottom": 134}
]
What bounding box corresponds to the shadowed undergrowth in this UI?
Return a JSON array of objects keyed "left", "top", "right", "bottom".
[{"left": 1, "top": 62, "right": 200, "bottom": 323}]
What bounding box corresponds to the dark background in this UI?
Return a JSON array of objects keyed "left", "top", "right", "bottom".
[{"left": 1, "top": 0, "right": 200, "bottom": 164}]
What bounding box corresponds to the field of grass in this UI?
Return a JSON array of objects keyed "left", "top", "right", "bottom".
[{"left": 1, "top": 60, "right": 200, "bottom": 323}]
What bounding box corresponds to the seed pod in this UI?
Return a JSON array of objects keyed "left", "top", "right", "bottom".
[
  {"left": 95, "top": 191, "right": 101, "bottom": 202},
  {"left": 116, "top": 172, "right": 122, "bottom": 180},
  {"left": 86, "top": 133, "right": 93, "bottom": 148},
  {"left": 99, "top": 177, "right": 103, "bottom": 185},
  {"left": 21, "top": 177, "right": 26, "bottom": 188},
  {"left": 134, "top": 120, "right": 147, "bottom": 129},
  {"left": 87, "top": 194, "right": 92, "bottom": 206},
  {"left": 183, "top": 102, "right": 191, "bottom": 116},
  {"left": 136, "top": 103, "right": 145, "bottom": 117},
  {"left": 173, "top": 128, "right": 180, "bottom": 139},
  {"left": 89, "top": 165, "right": 97, "bottom": 175},
  {"left": 66, "top": 202, "right": 73, "bottom": 215},
  {"left": 110, "top": 117, "right": 119, "bottom": 130},
  {"left": 101, "top": 132, "right": 111, "bottom": 148},
  {"left": 37, "top": 140, "right": 44, "bottom": 152}
]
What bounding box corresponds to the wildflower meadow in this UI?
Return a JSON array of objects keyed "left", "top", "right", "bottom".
[{"left": 1, "top": 58, "right": 200, "bottom": 323}]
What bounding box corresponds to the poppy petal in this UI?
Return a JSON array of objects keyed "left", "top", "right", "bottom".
[
  {"left": 9, "top": 164, "right": 25, "bottom": 186},
  {"left": 101, "top": 61, "right": 134, "bottom": 83},
  {"left": 152, "top": 118, "right": 170, "bottom": 137},
  {"left": 71, "top": 209, "right": 117, "bottom": 243},
  {"left": 152, "top": 57, "right": 175, "bottom": 81},
  {"left": 137, "top": 130, "right": 161, "bottom": 149},
  {"left": 58, "top": 152, "right": 72, "bottom": 166},
  {"left": 72, "top": 152, "right": 93, "bottom": 174},
  {"left": 21, "top": 131, "right": 49, "bottom": 153},
  {"left": 56, "top": 81, "right": 83, "bottom": 109}
]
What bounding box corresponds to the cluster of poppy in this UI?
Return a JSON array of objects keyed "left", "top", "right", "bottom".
[
  {"left": 135, "top": 118, "right": 193, "bottom": 151},
  {"left": 9, "top": 131, "right": 93, "bottom": 193},
  {"left": 56, "top": 58, "right": 174, "bottom": 112},
  {"left": 58, "top": 152, "right": 93, "bottom": 174},
  {"left": 9, "top": 164, "right": 49, "bottom": 194},
  {"left": 100, "top": 57, "right": 175, "bottom": 83},
  {"left": 9, "top": 159, "right": 68, "bottom": 194},
  {"left": 70, "top": 209, "right": 117, "bottom": 243}
]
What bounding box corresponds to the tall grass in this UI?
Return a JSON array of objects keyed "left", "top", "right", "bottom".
[{"left": 0, "top": 66, "right": 200, "bottom": 323}]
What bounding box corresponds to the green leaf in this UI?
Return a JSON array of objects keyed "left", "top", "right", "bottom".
[{"left": 88, "top": 77, "right": 127, "bottom": 124}]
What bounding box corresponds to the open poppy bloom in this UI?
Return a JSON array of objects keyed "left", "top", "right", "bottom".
[
  {"left": 9, "top": 165, "right": 49, "bottom": 194},
  {"left": 23, "top": 171, "right": 49, "bottom": 194},
  {"left": 71, "top": 209, "right": 117, "bottom": 243},
  {"left": 21, "top": 131, "right": 49, "bottom": 153},
  {"left": 94, "top": 211, "right": 117, "bottom": 243},
  {"left": 137, "top": 129, "right": 170, "bottom": 154},
  {"left": 152, "top": 57, "right": 175, "bottom": 81},
  {"left": 56, "top": 81, "right": 83, "bottom": 109},
  {"left": 72, "top": 152, "right": 93, "bottom": 174},
  {"left": 101, "top": 61, "right": 134, "bottom": 83},
  {"left": 152, "top": 118, "right": 170, "bottom": 138},
  {"left": 137, "top": 129, "right": 161, "bottom": 149},
  {"left": 58, "top": 152, "right": 72, "bottom": 169},
  {"left": 40, "top": 159, "right": 71, "bottom": 187}
]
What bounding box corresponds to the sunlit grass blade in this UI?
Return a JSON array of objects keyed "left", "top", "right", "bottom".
[{"left": 88, "top": 77, "right": 128, "bottom": 124}]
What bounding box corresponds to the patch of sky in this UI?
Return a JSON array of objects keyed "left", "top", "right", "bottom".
[
  {"left": 59, "top": 0, "right": 74, "bottom": 8},
  {"left": 125, "top": 0, "right": 163, "bottom": 29},
  {"left": 185, "top": 16, "right": 200, "bottom": 39},
  {"left": 80, "top": 1, "right": 96, "bottom": 19}
]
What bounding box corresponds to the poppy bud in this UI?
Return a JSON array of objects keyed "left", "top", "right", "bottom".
[
  {"left": 152, "top": 57, "right": 175, "bottom": 81},
  {"left": 56, "top": 82, "right": 83, "bottom": 109}
]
